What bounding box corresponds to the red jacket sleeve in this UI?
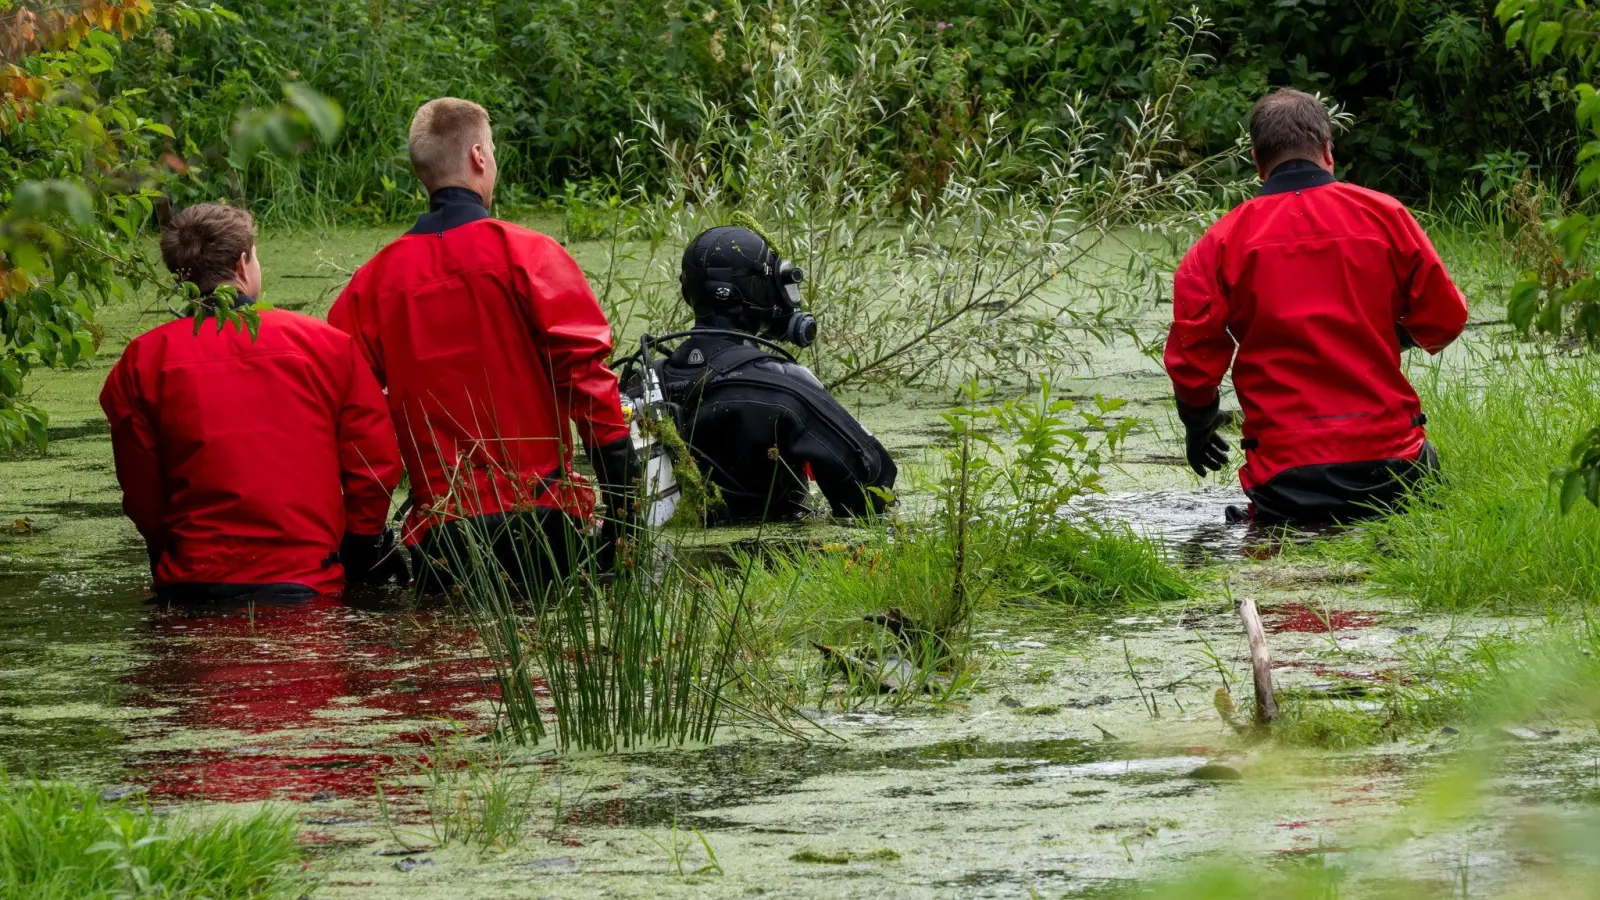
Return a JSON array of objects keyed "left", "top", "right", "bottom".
[
  {"left": 99, "top": 349, "right": 167, "bottom": 548},
  {"left": 1165, "top": 225, "right": 1236, "bottom": 407},
  {"left": 512, "top": 234, "right": 631, "bottom": 449},
  {"left": 335, "top": 338, "right": 404, "bottom": 535},
  {"left": 328, "top": 266, "right": 386, "bottom": 386},
  {"left": 1392, "top": 207, "right": 1468, "bottom": 354}
]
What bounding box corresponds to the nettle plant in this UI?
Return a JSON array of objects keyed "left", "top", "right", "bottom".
[{"left": 1497, "top": 0, "right": 1600, "bottom": 506}]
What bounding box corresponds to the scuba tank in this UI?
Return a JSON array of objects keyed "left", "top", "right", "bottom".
[
  {"left": 612, "top": 329, "right": 794, "bottom": 528},
  {"left": 623, "top": 363, "right": 681, "bottom": 527}
]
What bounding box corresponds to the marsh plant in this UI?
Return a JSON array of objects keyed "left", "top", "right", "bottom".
[
  {"left": 435, "top": 501, "right": 765, "bottom": 752},
  {"left": 588, "top": 4, "right": 1245, "bottom": 394},
  {"left": 375, "top": 727, "right": 541, "bottom": 853},
  {"left": 0, "top": 777, "right": 305, "bottom": 899},
  {"left": 731, "top": 378, "right": 1188, "bottom": 707}
]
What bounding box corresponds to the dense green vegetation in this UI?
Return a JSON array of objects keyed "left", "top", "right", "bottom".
[
  {"left": 1363, "top": 353, "right": 1600, "bottom": 611},
  {"left": 113, "top": 0, "right": 1567, "bottom": 220},
  {"left": 0, "top": 778, "right": 306, "bottom": 898}
]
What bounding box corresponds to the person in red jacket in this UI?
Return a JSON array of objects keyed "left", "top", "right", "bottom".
[
  {"left": 328, "top": 98, "right": 638, "bottom": 589},
  {"left": 100, "top": 205, "right": 406, "bottom": 600},
  {"left": 1165, "top": 89, "right": 1469, "bottom": 524}
]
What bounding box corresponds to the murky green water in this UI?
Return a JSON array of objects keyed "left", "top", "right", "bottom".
[{"left": 2, "top": 226, "right": 1593, "bottom": 897}]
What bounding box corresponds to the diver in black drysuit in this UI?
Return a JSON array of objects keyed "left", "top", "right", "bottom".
[{"left": 629, "top": 226, "right": 897, "bottom": 524}]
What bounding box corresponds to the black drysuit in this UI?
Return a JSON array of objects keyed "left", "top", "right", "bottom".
[{"left": 651, "top": 332, "right": 897, "bottom": 523}]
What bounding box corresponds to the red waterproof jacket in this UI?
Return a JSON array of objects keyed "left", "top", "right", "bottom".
[
  {"left": 1165, "top": 161, "right": 1469, "bottom": 490},
  {"left": 328, "top": 188, "right": 631, "bottom": 542},
  {"left": 100, "top": 308, "right": 403, "bottom": 594}
]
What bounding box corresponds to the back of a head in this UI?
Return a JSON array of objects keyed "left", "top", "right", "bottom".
[
  {"left": 681, "top": 226, "right": 773, "bottom": 321},
  {"left": 160, "top": 204, "right": 255, "bottom": 295},
  {"left": 408, "top": 98, "right": 491, "bottom": 191},
  {"left": 1249, "top": 89, "right": 1331, "bottom": 171}
]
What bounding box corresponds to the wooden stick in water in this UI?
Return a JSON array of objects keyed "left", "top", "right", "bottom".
[{"left": 1237, "top": 597, "right": 1277, "bottom": 726}]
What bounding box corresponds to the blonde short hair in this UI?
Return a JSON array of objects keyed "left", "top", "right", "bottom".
[{"left": 408, "top": 98, "right": 491, "bottom": 190}]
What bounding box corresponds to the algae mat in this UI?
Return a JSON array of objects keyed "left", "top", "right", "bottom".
[{"left": 2, "top": 227, "right": 1593, "bottom": 897}]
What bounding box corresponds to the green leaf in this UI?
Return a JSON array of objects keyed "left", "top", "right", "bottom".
[
  {"left": 1555, "top": 214, "right": 1593, "bottom": 264},
  {"left": 1538, "top": 287, "right": 1565, "bottom": 334},
  {"left": 285, "top": 83, "right": 344, "bottom": 144},
  {"left": 1505, "top": 18, "right": 1525, "bottom": 48},
  {"left": 1532, "top": 21, "right": 1564, "bottom": 65},
  {"left": 1579, "top": 85, "right": 1600, "bottom": 136},
  {"left": 1558, "top": 469, "right": 1583, "bottom": 514},
  {"left": 1507, "top": 275, "right": 1543, "bottom": 333}
]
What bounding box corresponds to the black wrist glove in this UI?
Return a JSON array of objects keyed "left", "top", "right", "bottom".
[
  {"left": 341, "top": 530, "right": 409, "bottom": 587},
  {"left": 1396, "top": 322, "right": 1419, "bottom": 350},
  {"left": 588, "top": 435, "right": 643, "bottom": 526},
  {"left": 588, "top": 436, "right": 643, "bottom": 574},
  {"left": 1176, "top": 396, "right": 1231, "bottom": 478}
]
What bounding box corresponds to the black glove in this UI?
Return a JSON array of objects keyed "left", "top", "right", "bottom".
[
  {"left": 341, "top": 530, "right": 409, "bottom": 587},
  {"left": 588, "top": 436, "right": 643, "bottom": 526},
  {"left": 1176, "top": 396, "right": 1231, "bottom": 478},
  {"left": 588, "top": 436, "right": 643, "bottom": 573},
  {"left": 1396, "top": 322, "right": 1419, "bottom": 350}
]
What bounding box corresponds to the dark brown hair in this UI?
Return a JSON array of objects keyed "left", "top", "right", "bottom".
[
  {"left": 160, "top": 204, "right": 255, "bottom": 294},
  {"left": 1249, "top": 89, "right": 1331, "bottom": 170}
]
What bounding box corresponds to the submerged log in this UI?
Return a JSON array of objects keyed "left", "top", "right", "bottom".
[{"left": 1237, "top": 597, "right": 1277, "bottom": 726}]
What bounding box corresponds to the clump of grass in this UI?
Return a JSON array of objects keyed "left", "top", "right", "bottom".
[
  {"left": 442, "top": 514, "right": 758, "bottom": 752},
  {"left": 376, "top": 727, "right": 540, "bottom": 854},
  {"left": 991, "top": 523, "right": 1193, "bottom": 610},
  {"left": 1362, "top": 351, "right": 1600, "bottom": 611},
  {"left": 0, "top": 777, "right": 305, "bottom": 899}
]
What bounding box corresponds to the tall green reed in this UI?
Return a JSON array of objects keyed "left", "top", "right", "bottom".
[
  {"left": 1363, "top": 347, "right": 1600, "bottom": 611},
  {"left": 429, "top": 462, "right": 761, "bottom": 752}
]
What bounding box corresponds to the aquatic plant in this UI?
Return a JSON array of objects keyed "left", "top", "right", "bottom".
[
  {"left": 1362, "top": 351, "right": 1600, "bottom": 610},
  {"left": 376, "top": 727, "right": 541, "bottom": 854},
  {"left": 0, "top": 777, "right": 305, "bottom": 899},
  {"left": 433, "top": 473, "right": 767, "bottom": 751},
  {"left": 641, "top": 816, "right": 724, "bottom": 877}
]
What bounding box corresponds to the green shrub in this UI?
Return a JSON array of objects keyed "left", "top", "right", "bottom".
[{"left": 110, "top": 0, "right": 1562, "bottom": 222}]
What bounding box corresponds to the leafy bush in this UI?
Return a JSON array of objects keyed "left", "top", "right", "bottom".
[{"left": 107, "top": 0, "right": 1566, "bottom": 220}]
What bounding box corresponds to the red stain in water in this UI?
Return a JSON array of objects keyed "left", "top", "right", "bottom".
[
  {"left": 122, "top": 596, "right": 519, "bottom": 803},
  {"left": 1264, "top": 603, "right": 1380, "bottom": 634},
  {"left": 141, "top": 749, "right": 399, "bottom": 803}
]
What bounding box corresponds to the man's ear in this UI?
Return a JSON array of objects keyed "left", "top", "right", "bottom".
[
  {"left": 469, "top": 143, "right": 488, "bottom": 174},
  {"left": 236, "top": 251, "right": 250, "bottom": 280},
  {"left": 1319, "top": 140, "right": 1335, "bottom": 171},
  {"left": 1250, "top": 147, "right": 1266, "bottom": 180}
]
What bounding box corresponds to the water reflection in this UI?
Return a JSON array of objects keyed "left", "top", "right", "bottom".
[
  {"left": 124, "top": 593, "right": 493, "bottom": 803},
  {"left": 1072, "top": 488, "right": 1347, "bottom": 563}
]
